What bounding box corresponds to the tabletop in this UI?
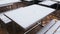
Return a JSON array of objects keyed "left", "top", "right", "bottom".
[
  {"left": 39, "top": 1, "right": 57, "bottom": 6},
  {"left": 0, "top": 14, "right": 11, "bottom": 23},
  {"left": 4, "top": 4, "right": 55, "bottom": 29},
  {"left": 0, "top": 0, "right": 21, "bottom": 7}
]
